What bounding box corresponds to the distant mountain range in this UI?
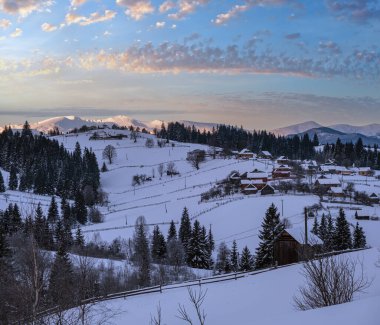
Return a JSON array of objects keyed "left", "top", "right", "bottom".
[
  {"left": 272, "top": 121, "right": 380, "bottom": 145},
  {"left": 1, "top": 115, "right": 218, "bottom": 134}
]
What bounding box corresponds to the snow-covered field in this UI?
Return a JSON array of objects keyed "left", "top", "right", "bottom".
[
  {"left": 2, "top": 129, "right": 380, "bottom": 324},
  {"left": 85, "top": 247, "right": 380, "bottom": 325}
]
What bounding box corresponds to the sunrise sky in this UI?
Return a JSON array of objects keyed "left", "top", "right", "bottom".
[{"left": 0, "top": 0, "right": 379, "bottom": 129}]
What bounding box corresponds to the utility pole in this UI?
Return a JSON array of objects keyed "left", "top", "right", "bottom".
[
  {"left": 304, "top": 207, "right": 308, "bottom": 246},
  {"left": 281, "top": 199, "right": 284, "bottom": 217}
]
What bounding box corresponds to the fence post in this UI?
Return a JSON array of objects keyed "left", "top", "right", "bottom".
[{"left": 199, "top": 279, "right": 201, "bottom": 287}]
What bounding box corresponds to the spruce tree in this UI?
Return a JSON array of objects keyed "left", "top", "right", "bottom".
[
  {"left": 74, "top": 191, "right": 87, "bottom": 225},
  {"left": 34, "top": 203, "right": 45, "bottom": 246},
  {"left": 133, "top": 217, "right": 151, "bottom": 286},
  {"left": 255, "top": 203, "right": 284, "bottom": 269},
  {"left": 208, "top": 226, "right": 215, "bottom": 253},
  {"left": 49, "top": 244, "right": 74, "bottom": 308},
  {"left": 325, "top": 214, "right": 335, "bottom": 251},
  {"left": 0, "top": 172, "right": 5, "bottom": 192},
  {"left": 318, "top": 214, "right": 327, "bottom": 243},
  {"left": 74, "top": 226, "right": 85, "bottom": 248},
  {"left": 230, "top": 240, "right": 239, "bottom": 272},
  {"left": 333, "top": 208, "right": 352, "bottom": 251},
  {"left": 47, "top": 196, "right": 59, "bottom": 224},
  {"left": 187, "top": 220, "right": 209, "bottom": 269},
  {"left": 8, "top": 166, "right": 18, "bottom": 191},
  {"left": 353, "top": 223, "right": 367, "bottom": 249},
  {"left": 179, "top": 207, "right": 192, "bottom": 255},
  {"left": 240, "top": 246, "right": 253, "bottom": 271},
  {"left": 101, "top": 162, "right": 108, "bottom": 172},
  {"left": 311, "top": 217, "right": 319, "bottom": 235},
  {"left": 151, "top": 225, "right": 167, "bottom": 263},
  {"left": 167, "top": 220, "right": 177, "bottom": 241},
  {"left": 10, "top": 203, "right": 22, "bottom": 233}
]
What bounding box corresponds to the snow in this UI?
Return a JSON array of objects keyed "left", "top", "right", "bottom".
[
  {"left": 88, "top": 248, "right": 380, "bottom": 325},
  {"left": 2, "top": 128, "right": 380, "bottom": 324}
]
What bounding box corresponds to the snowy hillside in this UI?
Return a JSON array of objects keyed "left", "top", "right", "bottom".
[{"left": 2, "top": 128, "right": 380, "bottom": 324}]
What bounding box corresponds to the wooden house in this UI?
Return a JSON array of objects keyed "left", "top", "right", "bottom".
[
  {"left": 357, "top": 167, "right": 372, "bottom": 177},
  {"left": 260, "top": 184, "right": 275, "bottom": 196},
  {"left": 369, "top": 192, "right": 380, "bottom": 204},
  {"left": 274, "top": 228, "right": 322, "bottom": 266},
  {"left": 328, "top": 186, "right": 345, "bottom": 198},
  {"left": 314, "top": 178, "right": 341, "bottom": 190},
  {"left": 259, "top": 151, "right": 273, "bottom": 159},
  {"left": 272, "top": 165, "right": 292, "bottom": 179},
  {"left": 238, "top": 148, "right": 255, "bottom": 160},
  {"left": 242, "top": 184, "right": 258, "bottom": 195},
  {"left": 241, "top": 170, "right": 268, "bottom": 190},
  {"left": 276, "top": 156, "right": 289, "bottom": 165}
]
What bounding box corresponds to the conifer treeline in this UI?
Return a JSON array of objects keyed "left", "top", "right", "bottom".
[
  {"left": 159, "top": 122, "right": 380, "bottom": 167},
  {"left": 0, "top": 122, "right": 100, "bottom": 200},
  {"left": 159, "top": 122, "right": 317, "bottom": 160}
]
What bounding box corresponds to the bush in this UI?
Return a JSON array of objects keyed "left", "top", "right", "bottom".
[{"left": 88, "top": 207, "right": 104, "bottom": 223}]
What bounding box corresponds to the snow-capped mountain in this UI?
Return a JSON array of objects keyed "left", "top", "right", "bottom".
[
  {"left": 1, "top": 115, "right": 220, "bottom": 134},
  {"left": 272, "top": 121, "right": 323, "bottom": 136},
  {"left": 329, "top": 123, "right": 380, "bottom": 137}
]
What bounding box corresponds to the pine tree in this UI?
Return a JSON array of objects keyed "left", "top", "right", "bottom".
[
  {"left": 9, "top": 203, "right": 22, "bottom": 233},
  {"left": 311, "top": 217, "right": 319, "bottom": 235},
  {"left": 54, "top": 220, "right": 64, "bottom": 247},
  {"left": 49, "top": 244, "right": 74, "bottom": 308},
  {"left": 353, "top": 223, "right": 366, "bottom": 249},
  {"left": 255, "top": 203, "right": 284, "bottom": 269},
  {"left": 208, "top": 226, "right": 215, "bottom": 253},
  {"left": 0, "top": 172, "right": 5, "bottom": 192},
  {"left": 325, "top": 214, "right": 335, "bottom": 251},
  {"left": 333, "top": 208, "right": 352, "bottom": 251},
  {"left": 133, "top": 217, "right": 151, "bottom": 286},
  {"left": 230, "top": 240, "right": 239, "bottom": 272},
  {"left": 151, "top": 225, "right": 167, "bottom": 263},
  {"left": 74, "top": 226, "right": 85, "bottom": 248},
  {"left": 179, "top": 207, "right": 192, "bottom": 256},
  {"left": 318, "top": 214, "right": 327, "bottom": 242},
  {"left": 101, "top": 162, "right": 108, "bottom": 172},
  {"left": 74, "top": 191, "right": 87, "bottom": 225},
  {"left": 8, "top": 166, "right": 18, "bottom": 191},
  {"left": 47, "top": 196, "right": 59, "bottom": 224},
  {"left": 240, "top": 246, "right": 253, "bottom": 271},
  {"left": 167, "top": 220, "right": 177, "bottom": 241},
  {"left": 187, "top": 220, "right": 209, "bottom": 269}
]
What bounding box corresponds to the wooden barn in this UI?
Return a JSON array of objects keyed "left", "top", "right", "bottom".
[
  {"left": 260, "top": 184, "right": 275, "bottom": 195},
  {"left": 274, "top": 228, "right": 322, "bottom": 266},
  {"left": 242, "top": 184, "right": 258, "bottom": 195}
]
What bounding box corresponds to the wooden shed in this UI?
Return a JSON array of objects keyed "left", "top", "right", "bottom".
[{"left": 274, "top": 228, "right": 322, "bottom": 266}]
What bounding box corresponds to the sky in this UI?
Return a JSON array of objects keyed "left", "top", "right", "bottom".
[{"left": 0, "top": 0, "right": 379, "bottom": 130}]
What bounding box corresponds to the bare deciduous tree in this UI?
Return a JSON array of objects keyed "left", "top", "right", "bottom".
[
  {"left": 177, "top": 288, "right": 207, "bottom": 325},
  {"left": 150, "top": 303, "right": 162, "bottom": 325},
  {"left": 294, "top": 256, "right": 371, "bottom": 310},
  {"left": 157, "top": 163, "right": 164, "bottom": 178},
  {"left": 102, "top": 145, "right": 117, "bottom": 164}
]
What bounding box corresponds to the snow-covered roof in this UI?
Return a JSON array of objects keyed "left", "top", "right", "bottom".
[
  {"left": 316, "top": 178, "right": 341, "bottom": 185},
  {"left": 244, "top": 184, "right": 258, "bottom": 190},
  {"left": 246, "top": 171, "right": 268, "bottom": 179},
  {"left": 241, "top": 179, "right": 266, "bottom": 185},
  {"left": 329, "top": 187, "right": 344, "bottom": 194},
  {"left": 239, "top": 148, "right": 253, "bottom": 155},
  {"left": 260, "top": 150, "right": 272, "bottom": 156},
  {"left": 285, "top": 228, "right": 323, "bottom": 245}
]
